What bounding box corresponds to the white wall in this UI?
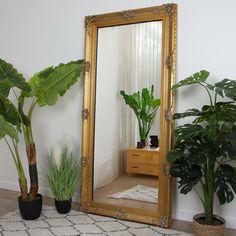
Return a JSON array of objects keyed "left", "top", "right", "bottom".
[
  {"left": 94, "top": 27, "right": 121, "bottom": 189},
  {"left": 0, "top": 0, "right": 236, "bottom": 229}
]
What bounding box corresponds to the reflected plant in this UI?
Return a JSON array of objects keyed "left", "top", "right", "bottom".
[{"left": 120, "top": 85, "right": 160, "bottom": 142}]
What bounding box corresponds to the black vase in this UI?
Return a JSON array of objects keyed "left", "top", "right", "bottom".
[
  {"left": 18, "top": 194, "right": 42, "bottom": 220},
  {"left": 150, "top": 135, "right": 159, "bottom": 148},
  {"left": 137, "top": 141, "right": 145, "bottom": 148},
  {"left": 55, "top": 199, "right": 72, "bottom": 214}
]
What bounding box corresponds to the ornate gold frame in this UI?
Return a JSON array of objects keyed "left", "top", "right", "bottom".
[{"left": 81, "top": 3, "right": 177, "bottom": 228}]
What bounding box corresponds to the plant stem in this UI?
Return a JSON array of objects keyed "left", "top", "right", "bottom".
[
  {"left": 203, "top": 161, "right": 215, "bottom": 225},
  {"left": 214, "top": 93, "right": 217, "bottom": 105},
  {"left": 28, "top": 98, "right": 37, "bottom": 120},
  {"left": 22, "top": 98, "right": 38, "bottom": 198},
  {"left": 25, "top": 125, "right": 34, "bottom": 144},
  {"left": 26, "top": 142, "right": 38, "bottom": 198},
  {"left": 199, "top": 83, "right": 213, "bottom": 106},
  {"left": 12, "top": 139, "right": 28, "bottom": 200},
  {"left": 4, "top": 137, "right": 28, "bottom": 199},
  {"left": 24, "top": 119, "right": 38, "bottom": 198}
]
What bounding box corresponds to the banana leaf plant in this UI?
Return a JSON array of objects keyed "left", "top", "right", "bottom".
[
  {"left": 167, "top": 70, "right": 236, "bottom": 225},
  {"left": 0, "top": 58, "right": 84, "bottom": 200},
  {"left": 120, "top": 85, "right": 160, "bottom": 142}
]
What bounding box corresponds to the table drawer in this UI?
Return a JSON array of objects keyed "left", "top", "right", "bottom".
[
  {"left": 127, "top": 150, "right": 159, "bottom": 164},
  {"left": 126, "top": 148, "right": 160, "bottom": 176},
  {"left": 127, "top": 162, "right": 159, "bottom": 176}
]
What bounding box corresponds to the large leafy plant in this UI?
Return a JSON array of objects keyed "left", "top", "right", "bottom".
[
  {"left": 167, "top": 70, "right": 236, "bottom": 225},
  {"left": 0, "top": 58, "right": 84, "bottom": 200},
  {"left": 120, "top": 85, "right": 160, "bottom": 142}
]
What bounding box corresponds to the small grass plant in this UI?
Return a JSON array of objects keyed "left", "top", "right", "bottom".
[{"left": 46, "top": 145, "right": 80, "bottom": 201}]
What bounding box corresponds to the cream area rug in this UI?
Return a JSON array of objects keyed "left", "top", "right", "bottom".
[
  {"left": 108, "top": 185, "right": 158, "bottom": 204},
  {"left": 0, "top": 205, "right": 193, "bottom": 236}
]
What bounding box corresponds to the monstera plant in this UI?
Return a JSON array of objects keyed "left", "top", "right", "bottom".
[
  {"left": 120, "top": 85, "right": 160, "bottom": 145},
  {"left": 167, "top": 70, "right": 236, "bottom": 235},
  {"left": 0, "top": 58, "right": 83, "bottom": 219}
]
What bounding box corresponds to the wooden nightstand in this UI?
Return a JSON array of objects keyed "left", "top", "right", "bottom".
[{"left": 126, "top": 147, "right": 159, "bottom": 176}]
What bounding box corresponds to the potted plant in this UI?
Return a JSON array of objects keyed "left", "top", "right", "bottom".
[
  {"left": 0, "top": 58, "right": 84, "bottom": 219},
  {"left": 167, "top": 70, "right": 236, "bottom": 236},
  {"left": 120, "top": 85, "right": 160, "bottom": 148},
  {"left": 46, "top": 145, "right": 80, "bottom": 214}
]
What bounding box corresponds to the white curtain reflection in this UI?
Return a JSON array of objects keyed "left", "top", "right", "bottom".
[
  {"left": 120, "top": 21, "right": 162, "bottom": 150},
  {"left": 94, "top": 21, "right": 162, "bottom": 190}
]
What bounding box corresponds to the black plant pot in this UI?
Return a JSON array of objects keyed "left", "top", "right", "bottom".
[
  {"left": 55, "top": 199, "right": 72, "bottom": 214},
  {"left": 137, "top": 140, "right": 146, "bottom": 148},
  {"left": 18, "top": 194, "right": 42, "bottom": 220}
]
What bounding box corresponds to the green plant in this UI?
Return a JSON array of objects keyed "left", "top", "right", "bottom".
[
  {"left": 0, "top": 58, "right": 84, "bottom": 200},
  {"left": 167, "top": 70, "right": 236, "bottom": 225},
  {"left": 46, "top": 145, "right": 80, "bottom": 201},
  {"left": 120, "top": 85, "right": 160, "bottom": 142}
]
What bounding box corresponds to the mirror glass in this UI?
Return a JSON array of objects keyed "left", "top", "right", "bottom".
[{"left": 93, "top": 21, "right": 162, "bottom": 211}]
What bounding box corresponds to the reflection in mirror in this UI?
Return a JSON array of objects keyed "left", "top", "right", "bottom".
[{"left": 93, "top": 21, "right": 162, "bottom": 211}]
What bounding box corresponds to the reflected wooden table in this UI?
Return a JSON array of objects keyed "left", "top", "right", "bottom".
[{"left": 126, "top": 147, "right": 159, "bottom": 176}]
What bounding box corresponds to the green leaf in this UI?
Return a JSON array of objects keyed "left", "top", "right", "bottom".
[
  {"left": 29, "top": 60, "right": 84, "bottom": 106},
  {"left": 0, "top": 115, "right": 18, "bottom": 141},
  {"left": 223, "top": 126, "right": 236, "bottom": 160},
  {"left": 167, "top": 148, "right": 184, "bottom": 162},
  {"left": 120, "top": 90, "right": 140, "bottom": 113},
  {"left": 120, "top": 85, "right": 160, "bottom": 140},
  {"left": 173, "top": 109, "right": 204, "bottom": 120},
  {"left": 151, "top": 99, "right": 160, "bottom": 109},
  {"left": 142, "top": 88, "right": 151, "bottom": 105},
  {"left": 0, "top": 58, "right": 31, "bottom": 96},
  {"left": 133, "top": 92, "right": 141, "bottom": 110},
  {"left": 174, "top": 103, "right": 236, "bottom": 124},
  {"left": 170, "top": 159, "right": 202, "bottom": 194},
  {"left": 18, "top": 94, "right": 30, "bottom": 126},
  {"left": 183, "top": 137, "right": 210, "bottom": 163},
  {"left": 207, "top": 79, "right": 236, "bottom": 100},
  {"left": 172, "top": 70, "right": 210, "bottom": 90},
  {"left": 214, "top": 102, "right": 236, "bottom": 123},
  {"left": 216, "top": 164, "right": 236, "bottom": 204},
  {"left": 170, "top": 124, "right": 218, "bottom": 164},
  {"left": 0, "top": 93, "right": 20, "bottom": 127},
  {"left": 174, "top": 124, "right": 205, "bottom": 143}
]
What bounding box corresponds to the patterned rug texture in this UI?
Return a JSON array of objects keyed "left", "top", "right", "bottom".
[
  {"left": 0, "top": 205, "right": 193, "bottom": 236},
  {"left": 108, "top": 185, "right": 158, "bottom": 204}
]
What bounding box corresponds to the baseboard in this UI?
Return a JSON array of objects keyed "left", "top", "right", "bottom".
[
  {"left": 0, "top": 180, "right": 235, "bottom": 229},
  {"left": 0, "top": 180, "right": 80, "bottom": 202},
  {"left": 173, "top": 208, "right": 236, "bottom": 229},
  {"left": 0, "top": 180, "right": 20, "bottom": 192},
  {"left": 38, "top": 186, "right": 80, "bottom": 202}
]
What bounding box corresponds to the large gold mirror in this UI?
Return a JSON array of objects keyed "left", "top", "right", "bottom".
[{"left": 81, "top": 4, "right": 177, "bottom": 227}]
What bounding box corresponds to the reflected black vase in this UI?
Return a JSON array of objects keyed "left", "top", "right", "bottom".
[
  {"left": 54, "top": 199, "right": 72, "bottom": 214},
  {"left": 150, "top": 135, "right": 159, "bottom": 148},
  {"left": 137, "top": 140, "right": 145, "bottom": 148}
]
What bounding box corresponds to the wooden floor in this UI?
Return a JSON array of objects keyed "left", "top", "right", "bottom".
[
  {"left": 0, "top": 188, "right": 235, "bottom": 235},
  {"left": 94, "top": 175, "right": 157, "bottom": 211}
]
